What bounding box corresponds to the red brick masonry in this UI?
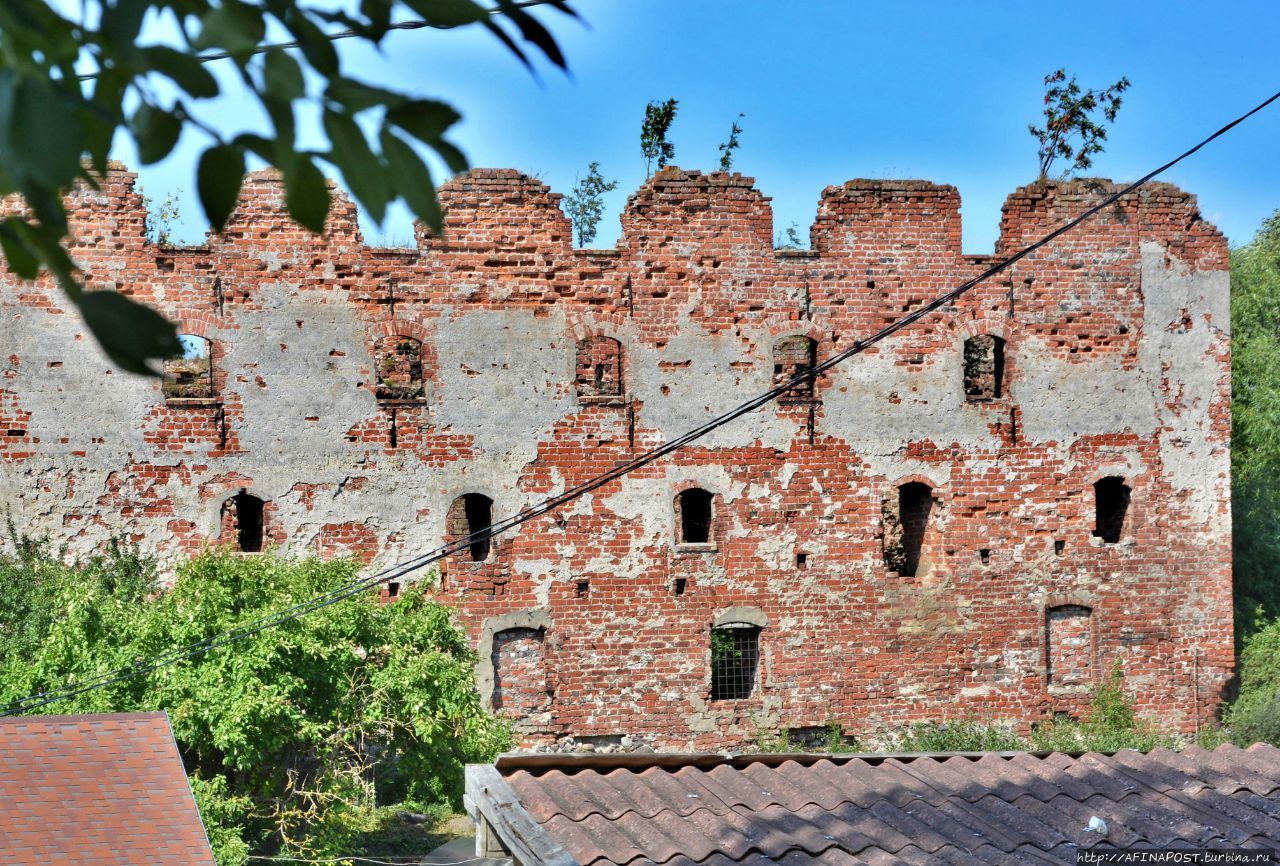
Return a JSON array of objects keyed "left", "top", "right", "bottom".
[{"left": 0, "top": 165, "right": 1232, "bottom": 748}]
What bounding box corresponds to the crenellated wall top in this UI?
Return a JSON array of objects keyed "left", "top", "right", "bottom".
[{"left": 48, "top": 161, "right": 1226, "bottom": 274}]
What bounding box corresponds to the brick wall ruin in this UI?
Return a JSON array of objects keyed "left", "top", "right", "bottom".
[{"left": 0, "top": 164, "right": 1233, "bottom": 748}]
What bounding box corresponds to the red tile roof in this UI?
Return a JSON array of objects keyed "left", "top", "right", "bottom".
[
  {"left": 0, "top": 711, "right": 216, "bottom": 865},
  {"left": 470, "top": 745, "right": 1280, "bottom": 866}
]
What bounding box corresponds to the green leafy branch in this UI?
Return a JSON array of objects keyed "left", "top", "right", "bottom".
[
  {"left": 1028, "top": 69, "right": 1130, "bottom": 179},
  {"left": 0, "top": 0, "right": 575, "bottom": 374}
]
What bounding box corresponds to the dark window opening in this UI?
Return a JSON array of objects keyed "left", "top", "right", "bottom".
[
  {"left": 576, "top": 336, "right": 623, "bottom": 399},
  {"left": 387, "top": 581, "right": 401, "bottom": 599},
  {"left": 575, "top": 580, "right": 590, "bottom": 598},
  {"left": 673, "top": 577, "right": 687, "bottom": 596},
  {"left": 1093, "top": 477, "right": 1130, "bottom": 544},
  {"left": 883, "top": 482, "right": 933, "bottom": 577},
  {"left": 1054, "top": 539, "right": 1065, "bottom": 556},
  {"left": 773, "top": 336, "right": 818, "bottom": 402},
  {"left": 448, "top": 493, "right": 494, "bottom": 562},
  {"left": 676, "top": 488, "right": 714, "bottom": 546},
  {"left": 796, "top": 552, "right": 809, "bottom": 569},
  {"left": 963, "top": 334, "right": 1005, "bottom": 401},
  {"left": 164, "top": 334, "right": 214, "bottom": 399},
  {"left": 374, "top": 337, "right": 424, "bottom": 400},
  {"left": 979, "top": 548, "right": 990, "bottom": 565},
  {"left": 710, "top": 625, "right": 760, "bottom": 701},
  {"left": 229, "top": 492, "right": 264, "bottom": 553}
]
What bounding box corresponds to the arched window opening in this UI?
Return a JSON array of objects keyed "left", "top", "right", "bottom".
[
  {"left": 773, "top": 335, "right": 817, "bottom": 402},
  {"left": 710, "top": 624, "right": 760, "bottom": 700},
  {"left": 963, "top": 334, "right": 1005, "bottom": 401},
  {"left": 449, "top": 493, "right": 494, "bottom": 562},
  {"left": 883, "top": 481, "right": 933, "bottom": 577},
  {"left": 576, "top": 336, "right": 623, "bottom": 399},
  {"left": 163, "top": 334, "right": 213, "bottom": 400},
  {"left": 374, "top": 337, "right": 424, "bottom": 400},
  {"left": 224, "top": 491, "right": 264, "bottom": 553},
  {"left": 1093, "top": 477, "right": 1130, "bottom": 544},
  {"left": 1047, "top": 604, "right": 1093, "bottom": 688},
  {"left": 675, "top": 488, "right": 714, "bottom": 547}
]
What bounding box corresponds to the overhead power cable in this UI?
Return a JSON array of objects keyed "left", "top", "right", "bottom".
[{"left": 2, "top": 87, "right": 1277, "bottom": 717}]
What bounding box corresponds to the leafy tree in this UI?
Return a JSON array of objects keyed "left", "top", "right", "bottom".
[
  {"left": 1028, "top": 69, "right": 1130, "bottom": 179},
  {"left": 717, "top": 113, "right": 744, "bottom": 171},
  {"left": 0, "top": 545, "right": 510, "bottom": 862},
  {"left": 1231, "top": 210, "right": 1280, "bottom": 641},
  {"left": 640, "top": 98, "right": 678, "bottom": 175},
  {"left": 562, "top": 161, "right": 617, "bottom": 247},
  {"left": 0, "top": 0, "right": 575, "bottom": 376},
  {"left": 1226, "top": 616, "right": 1280, "bottom": 746}
]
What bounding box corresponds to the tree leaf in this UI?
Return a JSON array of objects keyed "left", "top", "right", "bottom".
[
  {"left": 326, "top": 77, "right": 405, "bottom": 113},
  {"left": 495, "top": 0, "right": 567, "bottom": 68},
  {"left": 283, "top": 153, "right": 330, "bottom": 234},
  {"left": 322, "top": 110, "right": 388, "bottom": 224},
  {"left": 380, "top": 129, "right": 440, "bottom": 234},
  {"left": 197, "top": 144, "right": 246, "bottom": 233},
  {"left": 74, "top": 290, "right": 181, "bottom": 376},
  {"left": 262, "top": 49, "right": 305, "bottom": 102},
  {"left": 194, "top": 0, "right": 266, "bottom": 54},
  {"left": 398, "top": 0, "right": 489, "bottom": 27},
  {"left": 280, "top": 8, "right": 339, "bottom": 77},
  {"left": 11, "top": 77, "right": 81, "bottom": 187},
  {"left": 143, "top": 46, "right": 221, "bottom": 99},
  {"left": 0, "top": 220, "right": 39, "bottom": 279},
  {"left": 385, "top": 99, "right": 462, "bottom": 144},
  {"left": 132, "top": 104, "right": 183, "bottom": 165}
]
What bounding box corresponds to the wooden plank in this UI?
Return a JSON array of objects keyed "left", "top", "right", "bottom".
[{"left": 466, "top": 764, "right": 579, "bottom": 866}]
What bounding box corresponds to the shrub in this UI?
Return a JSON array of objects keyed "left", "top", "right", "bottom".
[
  {"left": 1030, "top": 661, "right": 1177, "bottom": 752},
  {"left": 891, "top": 720, "right": 1025, "bottom": 753},
  {"left": 1226, "top": 617, "right": 1280, "bottom": 747},
  {"left": 0, "top": 546, "right": 509, "bottom": 861}
]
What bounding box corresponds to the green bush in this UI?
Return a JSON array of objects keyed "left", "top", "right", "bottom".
[
  {"left": 0, "top": 544, "right": 510, "bottom": 862},
  {"left": 1030, "top": 661, "right": 1177, "bottom": 753},
  {"left": 752, "top": 720, "right": 860, "bottom": 753},
  {"left": 891, "top": 720, "right": 1026, "bottom": 753},
  {"left": 1226, "top": 617, "right": 1280, "bottom": 747},
  {"left": 1230, "top": 211, "right": 1280, "bottom": 645}
]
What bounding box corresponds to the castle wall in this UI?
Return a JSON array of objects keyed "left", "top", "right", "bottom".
[{"left": 0, "top": 164, "right": 1232, "bottom": 748}]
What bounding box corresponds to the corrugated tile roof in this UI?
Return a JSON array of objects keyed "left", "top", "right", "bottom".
[
  {"left": 490, "top": 745, "right": 1280, "bottom": 866},
  {"left": 0, "top": 711, "right": 216, "bottom": 865}
]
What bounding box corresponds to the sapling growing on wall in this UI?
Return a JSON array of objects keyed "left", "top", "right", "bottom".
[
  {"left": 1028, "top": 70, "right": 1130, "bottom": 179},
  {"left": 640, "top": 98, "right": 679, "bottom": 175},
  {"left": 718, "top": 113, "right": 744, "bottom": 171},
  {"left": 562, "top": 161, "right": 618, "bottom": 247},
  {"left": 139, "top": 186, "right": 183, "bottom": 247}
]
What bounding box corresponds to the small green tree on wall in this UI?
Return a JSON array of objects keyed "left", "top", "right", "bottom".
[
  {"left": 1028, "top": 70, "right": 1130, "bottom": 179},
  {"left": 563, "top": 161, "right": 618, "bottom": 247},
  {"left": 640, "top": 98, "right": 679, "bottom": 175}
]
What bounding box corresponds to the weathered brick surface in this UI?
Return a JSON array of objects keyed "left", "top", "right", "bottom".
[{"left": 0, "top": 163, "right": 1232, "bottom": 748}]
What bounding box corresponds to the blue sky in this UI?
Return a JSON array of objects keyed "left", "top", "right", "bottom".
[{"left": 120, "top": 1, "right": 1280, "bottom": 252}]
